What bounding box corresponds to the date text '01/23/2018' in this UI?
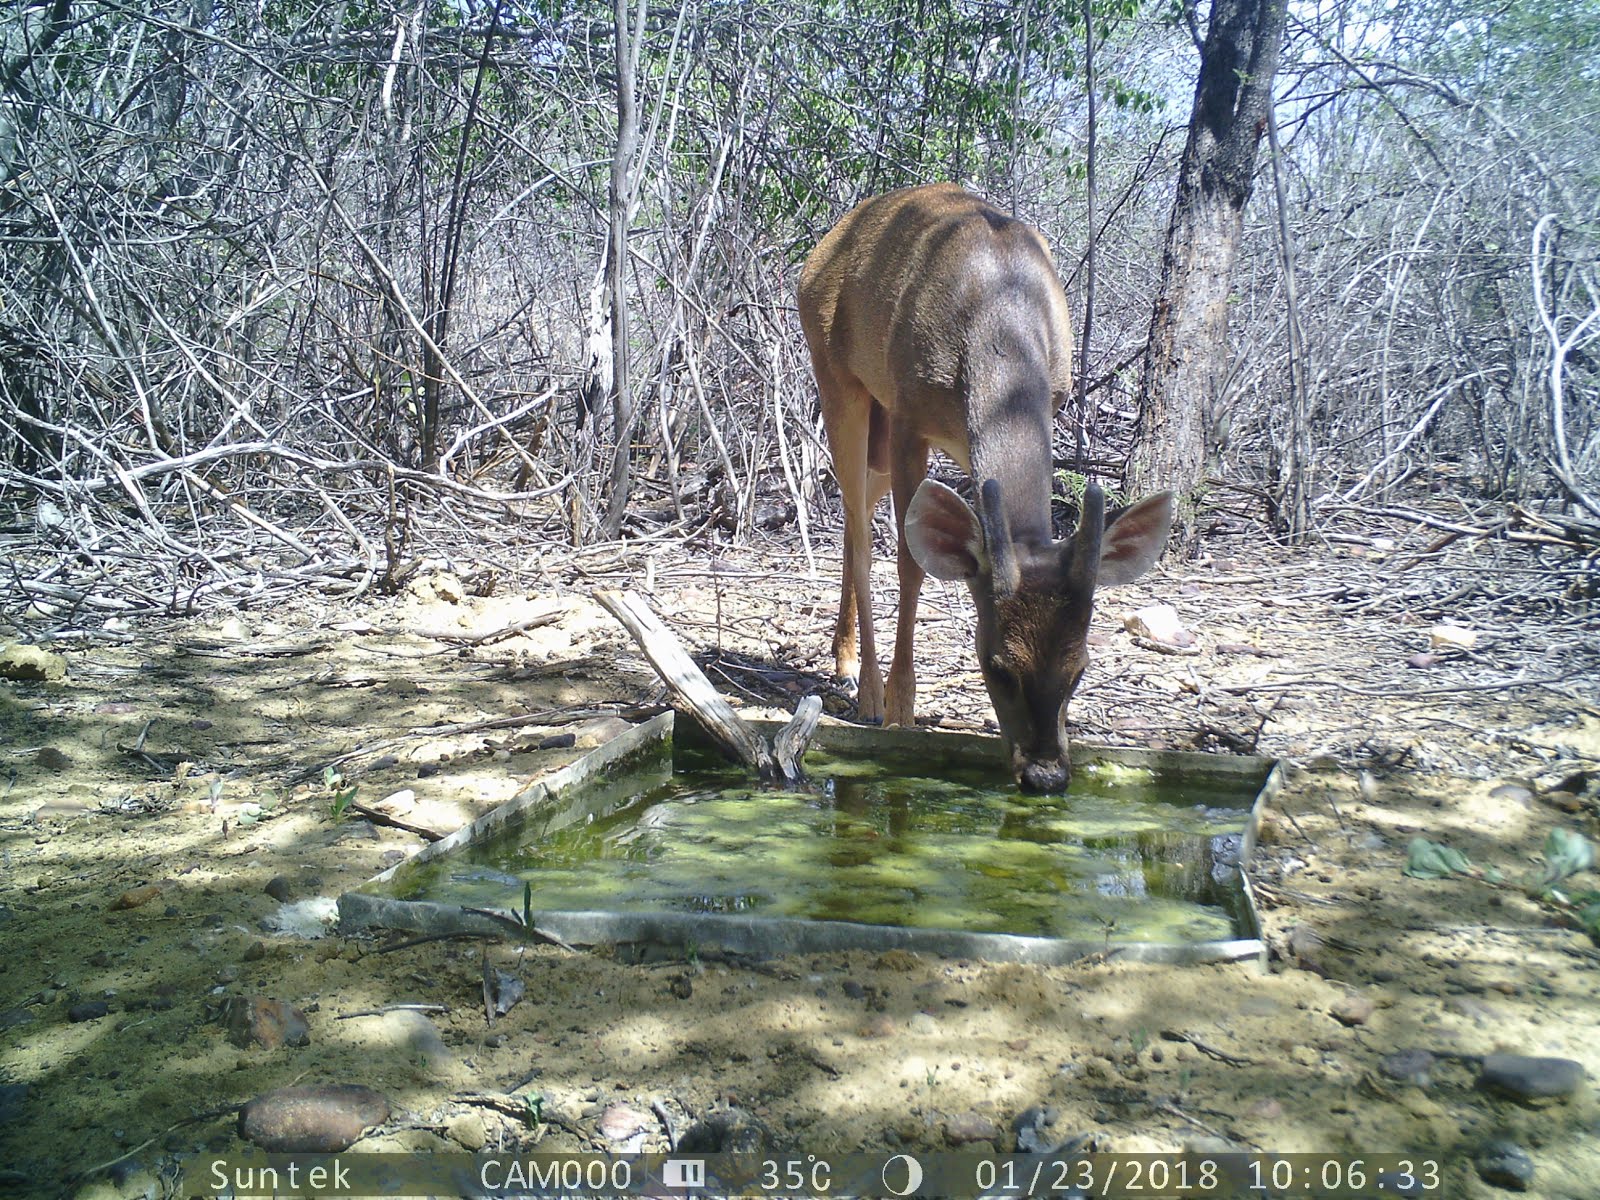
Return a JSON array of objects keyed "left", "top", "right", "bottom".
[{"left": 968, "top": 1154, "right": 1443, "bottom": 1196}]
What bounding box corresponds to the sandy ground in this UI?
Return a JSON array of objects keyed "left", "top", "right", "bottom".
[{"left": 1, "top": 526, "right": 1598, "bottom": 1198}]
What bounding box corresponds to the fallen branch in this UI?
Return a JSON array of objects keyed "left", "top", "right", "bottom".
[{"left": 596, "top": 588, "right": 818, "bottom": 783}]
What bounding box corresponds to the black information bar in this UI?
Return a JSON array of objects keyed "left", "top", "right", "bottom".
[{"left": 203, "top": 1151, "right": 1448, "bottom": 1197}]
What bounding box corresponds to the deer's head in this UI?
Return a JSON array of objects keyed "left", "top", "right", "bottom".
[{"left": 906, "top": 479, "right": 1174, "bottom": 792}]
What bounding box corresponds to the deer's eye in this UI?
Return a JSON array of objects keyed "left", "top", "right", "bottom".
[{"left": 987, "top": 657, "right": 1021, "bottom": 694}]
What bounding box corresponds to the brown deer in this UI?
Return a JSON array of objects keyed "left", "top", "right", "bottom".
[{"left": 798, "top": 184, "right": 1174, "bottom": 792}]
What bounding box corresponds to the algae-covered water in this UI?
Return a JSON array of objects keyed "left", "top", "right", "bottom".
[{"left": 405, "top": 745, "right": 1259, "bottom": 944}]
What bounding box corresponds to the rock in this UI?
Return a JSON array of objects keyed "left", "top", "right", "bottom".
[
  {"left": 668, "top": 974, "right": 693, "bottom": 1000},
  {"left": 263, "top": 876, "right": 293, "bottom": 903},
  {"left": 597, "top": 1102, "right": 652, "bottom": 1150},
  {"left": 34, "top": 746, "right": 71, "bottom": 770},
  {"left": 445, "top": 1111, "right": 488, "bottom": 1151},
  {"left": 1011, "top": 1105, "right": 1057, "bottom": 1153},
  {"left": 1329, "top": 992, "right": 1376, "bottom": 1026},
  {"left": 675, "top": 1107, "right": 766, "bottom": 1154},
  {"left": 1379, "top": 1049, "right": 1435, "bottom": 1087},
  {"left": 1429, "top": 623, "right": 1478, "bottom": 651},
  {"left": 1489, "top": 783, "right": 1535, "bottom": 806},
  {"left": 221, "top": 996, "right": 310, "bottom": 1050},
  {"left": 1124, "top": 604, "right": 1197, "bottom": 651},
  {"left": 67, "top": 1000, "right": 110, "bottom": 1023},
  {"left": 857, "top": 1015, "right": 896, "bottom": 1039},
  {"left": 111, "top": 885, "right": 163, "bottom": 910},
  {"left": 874, "top": 949, "right": 919, "bottom": 971},
  {"left": 1245, "top": 1098, "right": 1283, "bottom": 1120},
  {"left": 944, "top": 1110, "right": 1000, "bottom": 1146},
  {"left": 842, "top": 980, "right": 867, "bottom": 1000},
  {"left": 907, "top": 1012, "right": 938, "bottom": 1035},
  {"left": 1475, "top": 1139, "right": 1534, "bottom": 1191},
  {"left": 572, "top": 717, "right": 635, "bottom": 749},
  {"left": 238, "top": 1085, "right": 388, "bottom": 1152},
  {"left": 1477, "top": 1054, "right": 1586, "bottom": 1102},
  {"left": 216, "top": 616, "right": 251, "bottom": 641},
  {"left": 0, "top": 644, "right": 67, "bottom": 682}
]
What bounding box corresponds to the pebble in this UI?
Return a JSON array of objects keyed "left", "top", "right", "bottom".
[
  {"left": 221, "top": 996, "right": 310, "bottom": 1050},
  {"left": 1329, "top": 992, "right": 1376, "bottom": 1026},
  {"left": 111, "top": 885, "right": 163, "bottom": 910},
  {"left": 842, "top": 980, "right": 867, "bottom": 1000},
  {"left": 1475, "top": 1139, "right": 1534, "bottom": 1191},
  {"left": 944, "top": 1110, "right": 1000, "bottom": 1146},
  {"left": 264, "top": 875, "right": 293, "bottom": 902},
  {"left": 445, "top": 1111, "right": 488, "bottom": 1151},
  {"left": 907, "top": 1013, "right": 938, "bottom": 1035},
  {"left": 67, "top": 1000, "right": 110, "bottom": 1023},
  {"left": 1011, "top": 1105, "right": 1057, "bottom": 1153},
  {"left": 1379, "top": 1049, "right": 1435, "bottom": 1087},
  {"left": 238, "top": 1084, "right": 389, "bottom": 1152},
  {"left": 1477, "top": 1054, "right": 1586, "bottom": 1102},
  {"left": 598, "top": 1102, "right": 652, "bottom": 1149}
]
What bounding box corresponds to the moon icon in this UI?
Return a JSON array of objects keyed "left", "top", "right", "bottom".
[{"left": 882, "top": 1154, "right": 923, "bottom": 1196}]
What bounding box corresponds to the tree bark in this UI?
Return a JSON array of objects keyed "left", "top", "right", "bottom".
[
  {"left": 1127, "top": 0, "right": 1288, "bottom": 538},
  {"left": 600, "top": 0, "right": 647, "bottom": 539}
]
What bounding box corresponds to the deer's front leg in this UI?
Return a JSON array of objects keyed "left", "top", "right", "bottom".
[{"left": 884, "top": 430, "right": 930, "bottom": 728}]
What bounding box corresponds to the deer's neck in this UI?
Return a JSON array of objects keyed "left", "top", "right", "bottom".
[{"left": 967, "top": 384, "right": 1055, "bottom": 548}]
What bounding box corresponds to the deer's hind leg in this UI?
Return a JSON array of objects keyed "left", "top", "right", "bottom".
[{"left": 819, "top": 371, "right": 890, "bottom": 722}]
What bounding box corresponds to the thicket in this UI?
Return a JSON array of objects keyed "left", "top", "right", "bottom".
[{"left": 1, "top": 0, "right": 1595, "bottom": 620}]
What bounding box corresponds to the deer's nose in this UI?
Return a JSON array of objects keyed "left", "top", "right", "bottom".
[{"left": 1017, "top": 757, "right": 1070, "bottom": 794}]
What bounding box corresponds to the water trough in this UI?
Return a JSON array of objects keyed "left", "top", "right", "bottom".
[{"left": 338, "top": 713, "right": 1279, "bottom": 966}]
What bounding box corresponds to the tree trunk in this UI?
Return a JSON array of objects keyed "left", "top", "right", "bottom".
[
  {"left": 600, "top": 0, "right": 647, "bottom": 540},
  {"left": 1127, "top": 0, "right": 1288, "bottom": 539}
]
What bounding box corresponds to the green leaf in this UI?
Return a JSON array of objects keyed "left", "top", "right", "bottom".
[
  {"left": 1404, "top": 837, "right": 1474, "bottom": 879},
  {"left": 1547, "top": 827, "right": 1595, "bottom": 875},
  {"left": 330, "top": 785, "right": 357, "bottom": 820},
  {"left": 522, "top": 1091, "right": 545, "bottom": 1125}
]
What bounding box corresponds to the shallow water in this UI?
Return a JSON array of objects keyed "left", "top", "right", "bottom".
[{"left": 407, "top": 746, "right": 1258, "bottom": 944}]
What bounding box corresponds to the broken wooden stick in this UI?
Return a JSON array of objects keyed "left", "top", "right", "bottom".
[{"left": 595, "top": 588, "right": 818, "bottom": 784}]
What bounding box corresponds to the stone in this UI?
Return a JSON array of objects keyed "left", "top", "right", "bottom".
[
  {"left": 598, "top": 1103, "right": 653, "bottom": 1152},
  {"left": 1379, "top": 1049, "right": 1435, "bottom": 1087},
  {"left": 111, "top": 885, "right": 163, "bottom": 910},
  {"left": 1429, "top": 623, "right": 1478, "bottom": 651},
  {"left": 1474, "top": 1139, "right": 1534, "bottom": 1191},
  {"left": 1330, "top": 992, "right": 1376, "bottom": 1026},
  {"left": 445, "top": 1111, "right": 488, "bottom": 1151},
  {"left": 221, "top": 996, "right": 310, "bottom": 1050},
  {"left": 1477, "top": 1054, "right": 1586, "bottom": 1102},
  {"left": 238, "top": 1085, "right": 388, "bottom": 1153},
  {"left": 1124, "top": 603, "right": 1196, "bottom": 650},
  {"left": 944, "top": 1110, "right": 1000, "bottom": 1146}
]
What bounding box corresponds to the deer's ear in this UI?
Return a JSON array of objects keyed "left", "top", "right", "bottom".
[
  {"left": 1097, "top": 491, "right": 1174, "bottom": 588},
  {"left": 906, "top": 479, "right": 983, "bottom": 581}
]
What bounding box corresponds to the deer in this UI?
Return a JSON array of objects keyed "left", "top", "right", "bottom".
[{"left": 797, "top": 183, "right": 1175, "bottom": 792}]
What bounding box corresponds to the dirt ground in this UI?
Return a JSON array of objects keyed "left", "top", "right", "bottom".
[{"left": 1, "top": 514, "right": 1598, "bottom": 1199}]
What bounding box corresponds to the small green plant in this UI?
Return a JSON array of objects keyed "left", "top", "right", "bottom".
[
  {"left": 322, "top": 765, "right": 358, "bottom": 819},
  {"left": 1405, "top": 830, "right": 1599, "bottom": 941},
  {"left": 521, "top": 1092, "right": 545, "bottom": 1126}
]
